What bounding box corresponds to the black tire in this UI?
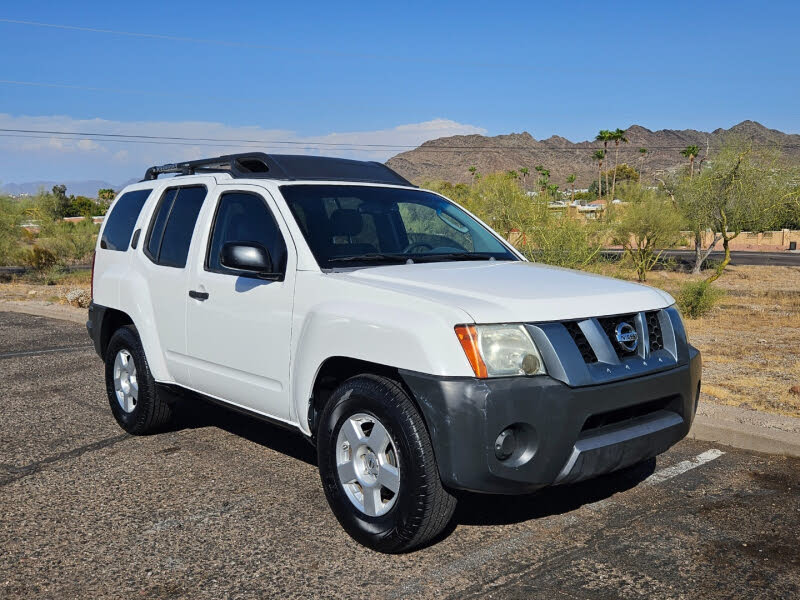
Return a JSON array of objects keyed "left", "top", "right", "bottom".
[
  {"left": 317, "top": 374, "right": 457, "bottom": 553},
  {"left": 104, "top": 325, "right": 172, "bottom": 434}
]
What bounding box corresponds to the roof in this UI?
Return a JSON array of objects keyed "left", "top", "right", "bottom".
[{"left": 142, "top": 152, "right": 414, "bottom": 187}]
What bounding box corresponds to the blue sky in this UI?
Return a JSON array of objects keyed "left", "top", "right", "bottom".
[{"left": 1, "top": 0, "right": 799, "bottom": 183}]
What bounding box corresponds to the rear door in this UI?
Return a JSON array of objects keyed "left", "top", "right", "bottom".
[
  {"left": 184, "top": 184, "right": 296, "bottom": 423},
  {"left": 137, "top": 182, "right": 212, "bottom": 385}
]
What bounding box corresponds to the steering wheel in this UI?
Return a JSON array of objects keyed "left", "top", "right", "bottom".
[{"left": 403, "top": 241, "right": 434, "bottom": 253}]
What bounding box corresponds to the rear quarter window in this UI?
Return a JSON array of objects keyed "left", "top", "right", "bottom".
[{"left": 100, "top": 189, "right": 152, "bottom": 251}]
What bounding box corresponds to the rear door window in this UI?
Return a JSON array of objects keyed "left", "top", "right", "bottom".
[
  {"left": 100, "top": 189, "right": 152, "bottom": 251},
  {"left": 145, "top": 186, "right": 207, "bottom": 268}
]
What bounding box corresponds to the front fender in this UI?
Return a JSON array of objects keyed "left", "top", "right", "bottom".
[{"left": 290, "top": 274, "right": 476, "bottom": 434}]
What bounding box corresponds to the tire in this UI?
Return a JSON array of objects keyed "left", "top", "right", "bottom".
[
  {"left": 104, "top": 325, "right": 172, "bottom": 434},
  {"left": 317, "top": 374, "right": 457, "bottom": 553}
]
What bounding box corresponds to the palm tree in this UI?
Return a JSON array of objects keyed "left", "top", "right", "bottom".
[
  {"left": 638, "top": 148, "right": 648, "bottom": 176},
  {"left": 592, "top": 150, "right": 605, "bottom": 199},
  {"left": 595, "top": 130, "right": 613, "bottom": 196},
  {"left": 534, "top": 165, "right": 550, "bottom": 197},
  {"left": 566, "top": 174, "right": 577, "bottom": 204},
  {"left": 519, "top": 167, "right": 530, "bottom": 181},
  {"left": 610, "top": 128, "right": 628, "bottom": 200},
  {"left": 681, "top": 145, "right": 700, "bottom": 177}
]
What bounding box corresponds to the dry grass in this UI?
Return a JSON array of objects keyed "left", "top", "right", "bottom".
[
  {"left": 634, "top": 265, "right": 800, "bottom": 418},
  {"left": 2, "top": 263, "right": 799, "bottom": 416}
]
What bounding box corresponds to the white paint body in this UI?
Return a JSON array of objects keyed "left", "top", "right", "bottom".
[{"left": 94, "top": 175, "right": 674, "bottom": 435}]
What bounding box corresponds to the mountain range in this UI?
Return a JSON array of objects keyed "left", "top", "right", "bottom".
[
  {"left": 386, "top": 120, "right": 800, "bottom": 188},
  {"left": 3, "top": 121, "right": 798, "bottom": 196}
]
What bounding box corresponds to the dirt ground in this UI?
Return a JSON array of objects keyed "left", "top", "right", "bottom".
[
  {"left": 2, "top": 264, "right": 799, "bottom": 417},
  {"left": 644, "top": 265, "right": 800, "bottom": 418}
]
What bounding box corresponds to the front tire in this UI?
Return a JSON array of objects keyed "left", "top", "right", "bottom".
[
  {"left": 104, "top": 325, "right": 172, "bottom": 434},
  {"left": 317, "top": 374, "right": 456, "bottom": 553}
]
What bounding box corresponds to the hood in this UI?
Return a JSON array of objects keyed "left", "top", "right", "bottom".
[{"left": 335, "top": 261, "right": 674, "bottom": 323}]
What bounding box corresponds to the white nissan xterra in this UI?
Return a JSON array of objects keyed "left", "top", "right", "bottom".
[{"left": 88, "top": 153, "right": 701, "bottom": 552}]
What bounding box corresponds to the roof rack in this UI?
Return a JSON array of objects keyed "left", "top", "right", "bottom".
[{"left": 142, "top": 152, "right": 414, "bottom": 187}]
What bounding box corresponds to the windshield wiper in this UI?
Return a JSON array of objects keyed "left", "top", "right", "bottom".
[
  {"left": 411, "top": 252, "right": 497, "bottom": 263},
  {"left": 328, "top": 253, "right": 410, "bottom": 264}
]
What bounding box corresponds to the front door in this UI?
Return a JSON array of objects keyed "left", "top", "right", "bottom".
[{"left": 185, "top": 185, "right": 296, "bottom": 423}]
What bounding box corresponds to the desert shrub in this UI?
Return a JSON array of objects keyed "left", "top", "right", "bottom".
[
  {"left": 677, "top": 280, "right": 724, "bottom": 318},
  {"left": 36, "top": 218, "right": 99, "bottom": 264},
  {"left": 23, "top": 246, "right": 59, "bottom": 271},
  {"left": 64, "top": 287, "right": 92, "bottom": 308},
  {"left": 0, "top": 196, "right": 24, "bottom": 265},
  {"left": 525, "top": 215, "right": 606, "bottom": 269}
]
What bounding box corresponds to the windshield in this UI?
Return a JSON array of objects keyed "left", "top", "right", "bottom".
[{"left": 279, "top": 185, "right": 518, "bottom": 269}]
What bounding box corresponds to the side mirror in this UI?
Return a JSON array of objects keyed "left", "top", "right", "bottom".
[{"left": 220, "top": 242, "right": 282, "bottom": 280}]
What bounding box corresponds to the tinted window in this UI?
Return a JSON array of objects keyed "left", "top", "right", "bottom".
[
  {"left": 100, "top": 190, "right": 151, "bottom": 251},
  {"left": 280, "top": 185, "right": 516, "bottom": 269},
  {"left": 146, "top": 188, "right": 177, "bottom": 259},
  {"left": 146, "top": 186, "right": 207, "bottom": 268},
  {"left": 207, "top": 192, "right": 287, "bottom": 275}
]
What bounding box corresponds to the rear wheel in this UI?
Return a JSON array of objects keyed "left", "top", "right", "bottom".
[
  {"left": 317, "top": 374, "right": 456, "bottom": 553},
  {"left": 104, "top": 325, "right": 172, "bottom": 434}
]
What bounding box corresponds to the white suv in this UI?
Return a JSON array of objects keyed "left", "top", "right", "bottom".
[{"left": 88, "top": 153, "right": 701, "bottom": 552}]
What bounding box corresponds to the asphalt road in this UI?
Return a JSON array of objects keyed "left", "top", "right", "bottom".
[
  {"left": 1, "top": 311, "right": 799, "bottom": 599},
  {"left": 602, "top": 249, "right": 800, "bottom": 267}
]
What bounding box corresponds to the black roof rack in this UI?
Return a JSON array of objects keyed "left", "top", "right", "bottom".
[{"left": 142, "top": 152, "right": 414, "bottom": 187}]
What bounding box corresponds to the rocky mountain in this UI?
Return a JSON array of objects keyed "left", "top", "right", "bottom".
[{"left": 386, "top": 121, "right": 800, "bottom": 188}]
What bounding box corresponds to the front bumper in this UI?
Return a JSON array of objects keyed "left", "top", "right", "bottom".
[{"left": 400, "top": 346, "right": 701, "bottom": 494}]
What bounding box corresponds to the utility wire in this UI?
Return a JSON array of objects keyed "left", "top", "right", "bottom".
[{"left": 1, "top": 128, "right": 798, "bottom": 153}]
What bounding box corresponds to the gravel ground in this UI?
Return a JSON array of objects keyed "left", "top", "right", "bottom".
[{"left": 1, "top": 311, "right": 799, "bottom": 599}]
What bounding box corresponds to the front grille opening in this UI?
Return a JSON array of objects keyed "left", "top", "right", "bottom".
[
  {"left": 646, "top": 310, "right": 664, "bottom": 351},
  {"left": 564, "top": 321, "right": 598, "bottom": 363},
  {"left": 597, "top": 314, "right": 639, "bottom": 359},
  {"left": 581, "top": 395, "right": 678, "bottom": 433}
]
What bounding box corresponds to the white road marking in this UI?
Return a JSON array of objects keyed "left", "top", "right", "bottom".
[{"left": 644, "top": 449, "right": 725, "bottom": 485}]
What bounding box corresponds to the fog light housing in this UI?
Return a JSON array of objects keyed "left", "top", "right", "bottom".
[{"left": 495, "top": 428, "right": 516, "bottom": 460}]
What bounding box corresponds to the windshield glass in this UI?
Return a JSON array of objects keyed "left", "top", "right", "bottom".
[{"left": 280, "top": 185, "right": 518, "bottom": 269}]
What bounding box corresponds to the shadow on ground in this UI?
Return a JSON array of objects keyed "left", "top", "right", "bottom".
[{"left": 165, "top": 387, "right": 656, "bottom": 542}]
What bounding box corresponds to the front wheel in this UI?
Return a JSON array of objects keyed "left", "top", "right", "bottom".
[{"left": 317, "top": 374, "right": 456, "bottom": 553}]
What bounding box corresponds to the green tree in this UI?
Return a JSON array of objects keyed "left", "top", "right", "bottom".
[
  {"left": 595, "top": 130, "right": 613, "bottom": 197},
  {"left": 519, "top": 167, "right": 530, "bottom": 185},
  {"left": 610, "top": 184, "right": 683, "bottom": 281},
  {"left": 681, "top": 145, "right": 701, "bottom": 178},
  {"left": 603, "top": 164, "right": 639, "bottom": 186},
  {"left": 70, "top": 196, "right": 99, "bottom": 218},
  {"left": 692, "top": 141, "right": 791, "bottom": 282},
  {"left": 610, "top": 128, "right": 629, "bottom": 200},
  {"left": 566, "top": 174, "right": 577, "bottom": 204},
  {"left": 97, "top": 188, "right": 116, "bottom": 201},
  {"left": 50, "top": 184, "right": 72, "bottom": 219},
  {"left": 468, "top": 166, "right": 478, "bottom": 182}
]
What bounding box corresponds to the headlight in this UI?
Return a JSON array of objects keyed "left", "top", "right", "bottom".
[{"left": 455, "top": 324, "right": 546, "bottom": 378}]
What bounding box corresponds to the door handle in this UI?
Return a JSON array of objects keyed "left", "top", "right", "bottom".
[{"left": 188, "top": 290, "right": 209, "bottom": 300}]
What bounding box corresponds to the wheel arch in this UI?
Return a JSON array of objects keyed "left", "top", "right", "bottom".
[{"left": 305, "top": 356, "right": 425, "bottom": 439}]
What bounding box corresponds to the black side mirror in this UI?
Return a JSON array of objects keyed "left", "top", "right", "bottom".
[{"left": 220, "top": 242, "right": 282, "bottom": 280}]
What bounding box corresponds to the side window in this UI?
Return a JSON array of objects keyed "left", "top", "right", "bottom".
[
  {"left": 100, "top": 189, "right": 151, "bottom": 251},
  {"left": 206, "top": 192, "right": 288, "bottom": 275},
  {"left": 145, "top": 186, "right": 207, "bottom": 268}
]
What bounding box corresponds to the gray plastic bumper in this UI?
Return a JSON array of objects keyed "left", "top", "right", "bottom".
[{"left": 400, "top": 347, "right": 701, "bottom": 494}]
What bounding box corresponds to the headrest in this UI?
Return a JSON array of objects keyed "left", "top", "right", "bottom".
[{"left": 330, "top": 209, "right": 363, "bottom": 237}]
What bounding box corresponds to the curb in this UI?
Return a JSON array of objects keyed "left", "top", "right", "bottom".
[
  {"left": 0, "top": 300, "right": 87, "bottom": 325},
  {"left": 689, "top": 405, "right": 800, "bottom": 458}
]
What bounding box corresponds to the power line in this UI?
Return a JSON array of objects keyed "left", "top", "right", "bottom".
[{"left": 1, "top": 127, "right": 798, "bottom": 153}]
